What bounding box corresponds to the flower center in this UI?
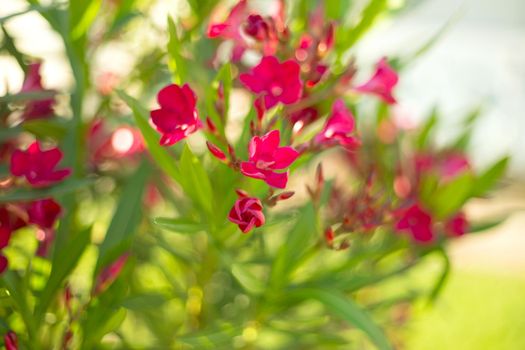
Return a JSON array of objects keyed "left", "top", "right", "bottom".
[
  {"left": 256, "top": 159, "right": 275, "bottom": 170},
  {"left": 270, "top": 84, "right": 283, "bottom": 97}
]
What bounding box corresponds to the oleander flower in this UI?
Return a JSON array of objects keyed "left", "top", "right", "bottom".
[
  {"left": 240, "top": 56, "right": 302, "bottom": 109},
  {"left": 3, "top": 331, "right": 17, "bottom": 350},
  {"left": 395, "top": 204, "right": 434, "bottom": 243},
  {"left": 19, "top": 63, "right": 55, "bottom": 121},
  {"left": 10, "top": 141, "right": 71, "bottom": 187},
  {"left": 228, "top": 196, "right": 265, "bottom": 233},
  {"left": 445, "top": 212, "right": 468, "bottom": 237},
  {"left": 240, "top": 130, "right": 299, "bottom": 188},
  {"left": 315, "top": 99, "right": 360, "bottom": 150},
  {"left": 27, "top": 198, "right": 61, "bottom": 229},
  {"left": 207, "top": 1, "right": 279, "bottom": 61},
  {"left": 355, "top": 58, "right": 398, "bottom": 104},
  {"left": 150, "top": 84, "right": 202, "bottom": 146}
]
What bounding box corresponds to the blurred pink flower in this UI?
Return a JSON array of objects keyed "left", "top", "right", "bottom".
[
  {"left": 240, "top": 56, "right": 302, "bottom": 109},
  {"left": 10, "top": 141, "right": 71, "bottom": 187},
  {"left": 355, "top": 58, "right": 398, "bottom": 104},
  {"left": 240, "top": 130, "right": 299, "bottom": 188},
  {"left": 228, "top": 196, "right": 265, "bottom": 233},
  {"left": 0, "top": 255, "right": 8, "bottom": 275},
  {"left": 150, "top": 84, "right": 202, "bottom": 146},
  {"left": 207, "top": 1, "right": 279, "bottom": 61},
  {"left": 395, "top": 204, "right": 434, "bottom": 243},
  {"left": 3, "top": 331, "right": 17, "bottom": 350},
  {"left": 315, "top": 99, "right": 360, "bottom": 150},
  {"left": 20, "top": 63, "right": 55, "bottom": 121},
  {"left": 445, "top": 212, "right": 468, "bottom": 237},
  {"left": 27, "top": 198, "right": 61, "bottom": 229}
]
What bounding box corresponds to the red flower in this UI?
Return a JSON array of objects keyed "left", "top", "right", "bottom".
[
  {"left": 355, "top": 58, "right": 398, "bottom": 104},
  {"left": 440, "top": 153, "right": 471, "bottom": 180},
  {"left": 3, "top": 331, "right": 17, "bottom": 350},
  {"left": 94, "top": 254, "right": 129, "bottom": 295},
  {"left": 240, "top": 130, "right": 299, "bottom": 189},
  {"left": 27, "top": 198, "right": 61, "bottom": 229},
  {"left": 20, "top": 63, "right": 55, "bottom": 121},
  {"left": 244, "top": 14, "right": 270, "bottom": 41},
  {"left": 150, "top": 84, "right": 202, "bottom": 146},
  {"left": 10, "top": 141, "right": 71, "bottom": 187},
  {"left": 240, "top": 56, "right": 302, "bottom": 109},
  {"left": 208, "top": 1, "right": 278, "bottom": 61},
  {"left": 395, "top": 204, "right": 434, "bottom": 243},
  {"left": 445, "top": 212, "right": 468, "bottom": 237},
  {"left": 315, "top": 99, "right": 360, "bottom": 150},
  {"left": 290, "top": 106, "right": 318, "bottom": 133},
  {"left": 228, "top": 196, "right": 265, "bottom": 233}
]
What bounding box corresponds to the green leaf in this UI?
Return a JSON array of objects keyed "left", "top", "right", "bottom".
[
  {"left": 269, "top": 204, "right": 318, "bottom": 290},
  {"left": 428, "top": 247, "right": 450, "bottom": 302},
  {"left": 431, "top": 173, "right": 474, "bottom": 219},
  {"left": 231, "top": 263, "right": 265, "bottom": 295},
  {"left": 288, "top": 288, "right": 393, "bottom": 350},
  {"left": 153, "top": 217, "right": 206, "bottom": 234},
  {"left": 1, "top": 24, "right": 27, "bottom": 72},
  {"left": 70, "top": 0, "right": 102, "bottom": 39},
  {"left": 167, "top": 16, "right": 187, "bottom": 84},
  {"left": 179, "top": 143, "right": 214, "bottom": 216},
  {"left": 0, "top": 90, "right": 56, "bottom": 103},
  {"left": 81, "top": 308, "right": 127, "bottom": 350},
  {"left": 0, "top": 178, "right": 92, "bottom": 203},
  {"left": 178, "top": 324, "right": 242, "bottom": 348},
  {"left": 117, "top": 89, "right": 181, "bottom": 182},
  {"left": 2, "top": 271, "right": 38, "bottom": 342},
  {"left": 95, "top": 160, "right": 151, "bottom": 273},
  {"left": 22, "top": 118, "right": 68, "bottom": 140},
  {"left": 416, "top": 108, "right": 438, "bottom": 150},
  {"left": 35, "top": 226, "right": 91, "bottom": 321},
  {"left": 473, "top": 156, "right": 509, "bottom": 197},
  {"left": 337, "top": 0, "right": 388, "bottom": 55},
  {"left": 121, "top": 293, "right": 167, "bottom": 311},
  {"left": 469, "top": 217, "right": 506, "bottom": 233}
]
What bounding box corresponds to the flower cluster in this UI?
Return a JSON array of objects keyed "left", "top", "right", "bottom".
[{"left": 0, "top": 141, "right": 71, "bottom": 272}]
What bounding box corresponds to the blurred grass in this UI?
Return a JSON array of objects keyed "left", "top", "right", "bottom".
[{"left": 406, "top": 269, "right": 525, "bottom": 350}]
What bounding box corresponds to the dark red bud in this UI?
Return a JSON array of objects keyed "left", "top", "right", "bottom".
[{"left": 206, "top": 141, "right": 227, "bottom": 162}]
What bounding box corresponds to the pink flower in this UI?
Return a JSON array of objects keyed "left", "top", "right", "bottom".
[
  {"left": 228, "top": 196, "right": 265, "bottom": 233},
  {"left": 10, "top": 141, "right": 71, "bottom": 187},
  {"left": 395, "top": 204, "right": 434, "bottom": 243},
  {"left": 244, "top": 14, "right": 270, "bottom": 41},
  {"left": 207, "top": 1, "right": 278, "bottom": 61},
  {"left": 94, "top": 254, "right": 129, "bottom": 295},
  {"left": 240, "top": 130, "right": 299, "bottom": 189},
  {"left": 20, "top": 63, "right": 55, "bottom": 121},
  {"left": 27, "top": 198, "right": 61, "bottom": 229},
  {"left": 290, "top": 106, "right": 318, "bottom": 133},
  {"left": 440, "top": 153, "right": 470, "bottom": 180},
  {"left": 315, "top": 99, "right": 360, "bottom": 150},
  {"left": 445, "top": 212, "right": 468, "bottom": 237},
  {"left": 3, "top": 331, "right": 17, "bottom": 350},
  {"left": 240, "top": 56, "right": 303, "bottom": 109},
  {"left": 150, "top": 84, "right": 202, "bottom": 146},
  {"left": 0, "top": 206, "right": 27, "bottom": 233},
  {"left": 355, "top": 58, "right": 398, "bottom": 104}
]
